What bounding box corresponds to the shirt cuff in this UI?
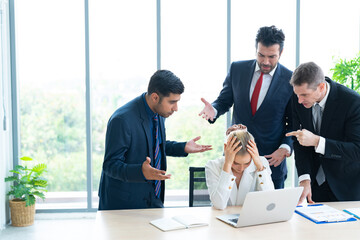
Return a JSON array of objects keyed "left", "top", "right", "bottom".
[
  {"left": 279, "top": 144, "right": 291, "bottom": 154},
  {"left": 219, "top": 170, "right": 236, "bottom": 191},
  {"left": 315, "top": 137, "right": 326, "bottom": 155},
  {"left": 213, "top": 106, "right": 218, "bottom": 119},
  {"left": 255, "top": 168, "right": 267, "bottom": 186},
  {"left": 298, "top": 174, "right": 311, "bottom": 184}
]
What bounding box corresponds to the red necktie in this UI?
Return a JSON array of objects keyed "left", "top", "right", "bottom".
[{"left": 251, "top": 72, "right": 264, "bottom": 116}]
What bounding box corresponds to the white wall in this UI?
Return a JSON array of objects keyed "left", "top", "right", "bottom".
[{"left": 0, "top": 0, "right": 13, "bottom": 230}]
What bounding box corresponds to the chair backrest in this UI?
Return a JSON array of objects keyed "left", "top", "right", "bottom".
[{"left": 189, "top": 167, "right": 211, "bottom": 207}]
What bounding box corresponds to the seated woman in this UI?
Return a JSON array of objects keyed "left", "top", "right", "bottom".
[{"left": 205, "top": 128, "right": 274, "bottom": 210}]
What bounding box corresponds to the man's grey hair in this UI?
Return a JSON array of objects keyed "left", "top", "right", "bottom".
[{"left": 290, "top": 62, "right": 325, "bottom": 90}]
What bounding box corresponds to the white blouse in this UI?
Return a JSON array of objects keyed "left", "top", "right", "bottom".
[{"left": 205, "top": 156, "right": 274, "bottom": 210}]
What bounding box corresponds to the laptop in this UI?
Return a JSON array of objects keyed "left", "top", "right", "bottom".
[{"left": 217, "top": 187, "right": 303, "bottom": 228}]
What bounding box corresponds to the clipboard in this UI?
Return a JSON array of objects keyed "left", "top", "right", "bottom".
[
  {"left": 295, "top": 204, "right": 357, "bottom": 224},
  {"left": 343, "top": 208, "right": 360, "bottom": 219}
]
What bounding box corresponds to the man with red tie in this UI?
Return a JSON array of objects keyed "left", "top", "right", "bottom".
[{"left": 199, "top": 26, "right": 293, "bottom": 189}]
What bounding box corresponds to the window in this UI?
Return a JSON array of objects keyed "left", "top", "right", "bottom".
[
  {"left": 300, "top": 0, "right": 360, "bottom": 76},
  {"left": 89, "top": 0, "right": 156, "bottom": 208},
  {"left": 231, "top": 0, "right": 296, "bottom": 69},
  {"left": 162, "top": 0, "right": 227, "bottom": 206},
  {"left": 15, "top": 0, "right": 86, "bottom": 209}
]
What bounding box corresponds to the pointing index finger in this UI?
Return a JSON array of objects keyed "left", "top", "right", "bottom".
[{"left": 286, "top": 131, "right": 298, "bottom": 137}]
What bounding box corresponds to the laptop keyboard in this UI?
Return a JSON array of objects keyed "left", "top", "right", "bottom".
[{"left": 229, "top": 218, "right": 239, "bottom": 224}]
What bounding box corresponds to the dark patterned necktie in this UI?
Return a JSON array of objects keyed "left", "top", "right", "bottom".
[{"left": 153, "top": 114, "right": 161, "bottom": 198}]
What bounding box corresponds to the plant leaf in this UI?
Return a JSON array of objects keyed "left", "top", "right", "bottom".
[
  {"left": 20, "top": 156, "right": 33, "bottom": 161},
  {"left": 25, "top": 194, "right": 36, "bottom": 206},
  {"left": 32, "top": 191, "right": 45, "bottom": 199},
  {"left": 5, "top": 176, "right": 18, "bottom": 182},
  {"left": 32, "top": 163, "right": 47, "bottom": 173},
  {"left": 14, "top": 165, "right": 25, "bottom": 171},
  {"left": 34, "top": 179, "right": 48, "bottom": 187}
]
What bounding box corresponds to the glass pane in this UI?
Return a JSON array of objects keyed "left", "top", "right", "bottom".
[
  {"left": 90, "top": 0, "right": 156, "bottom": 208},
  {"left": 231, "top": 0, "right": 296, "bottom": 188},
  {"left": 231, "top": 0, "right": 296, "bottom": 69},
  {"left": 16, "top": 0, "right": 86, "bottom": 209},
  {"left": 300, "top": 0, "right": 360, "bottom": 76},
  {"left": 162, "top": 0, "right": 227, "bottom": 207}
]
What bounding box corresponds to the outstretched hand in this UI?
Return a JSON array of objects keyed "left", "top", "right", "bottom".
[
  {"left": 142, "top": 157, "right": 171, "bottom": 180},
  {"left": 184, "top": 136, "right": 212, "bottom": 153},
  {"left": 198, "top": 98, "right": 216, "bottom": 121}
]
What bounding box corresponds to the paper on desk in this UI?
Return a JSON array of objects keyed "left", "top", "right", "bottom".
[
  {"left": 150, "top": 215, "right": 208, "bottom": 231},
  {"left": 150, "top": 218, "right": 186, "bottom": 231},
  {"left": 296, "top": 204, "right": 356, "bottom": 223}
]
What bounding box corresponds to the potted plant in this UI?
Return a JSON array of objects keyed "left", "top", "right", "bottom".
[
  {"left": 4, "top": 156, "right": 48, "bottom": 227},
  {"left": 331, "top": 53, "right": 360, "bottom": 94}
]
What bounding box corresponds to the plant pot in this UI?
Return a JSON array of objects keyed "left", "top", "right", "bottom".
[{"left": 9, "top": 199, "right": 35, "bottom": 227}]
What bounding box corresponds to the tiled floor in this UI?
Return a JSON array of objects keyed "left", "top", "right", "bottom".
[{"left": 0, "top": 213, "right": 96, "bottom": 240}]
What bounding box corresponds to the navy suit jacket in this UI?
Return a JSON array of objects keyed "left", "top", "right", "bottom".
[
  {"left": 211, "top": 60, "right": 293, "bottom": 179},
  {"left": 98, "top": 93, "right": 188, "bottom": 210},
  {"left": 291, "top": 78, "right": 360, "bottom": 200}
]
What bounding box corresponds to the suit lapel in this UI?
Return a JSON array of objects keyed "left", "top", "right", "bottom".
[
  {"left": 320, "top": 79, "right": 338, "bottom": 135},
  {"left": 137, "top": 96, "right": 154, "bottom": 161},
  {"left": 245, "top": 61, "right": 257, "bottom": 116}
]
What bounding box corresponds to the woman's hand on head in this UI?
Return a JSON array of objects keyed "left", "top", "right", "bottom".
[
  {"left": 247, "top": 139, "right": 264, "bottom": 171},
  {"left": 223, "top": 135, "right": 242, "bottom": 173}
]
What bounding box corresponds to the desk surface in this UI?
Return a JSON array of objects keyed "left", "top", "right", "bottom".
[{"left": 95, "top": 201, "right": 360, "bottom": 240}]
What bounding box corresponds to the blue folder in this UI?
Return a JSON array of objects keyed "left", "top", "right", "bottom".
[{"left": 295, "top": 204, "right": 357, "bottom": 224}]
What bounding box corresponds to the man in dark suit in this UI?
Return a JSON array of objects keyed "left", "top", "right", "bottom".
[
  {"left": 199, "top": 26, "right": 293, "bottom": 189},
  {"left": 287, "top": 62, "right": 360, "bottom": 203},
  {"left": 98, "top": 70, "right": 212, "bottom": 210}
]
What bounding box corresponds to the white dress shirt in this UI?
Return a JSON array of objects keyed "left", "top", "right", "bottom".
[
  {"left": 249, "top": 64, "right": 277, "bottom": 108},
  {"left": 205, "top": 156, "right": 274, "bottom": 210},
  {"left": 298, "top": 81, "right": 330, "bottom": 184}
]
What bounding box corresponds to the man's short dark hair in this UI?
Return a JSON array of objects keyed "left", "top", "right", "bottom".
[
  {"left": 290, "top": 62, "right": 325, "bottom": 89},
  {"left": 148, "top": 70, "right": 184, "bottom": 97},
  {"left": 255, "top": 25, "right": 285, "bottom": 53}
]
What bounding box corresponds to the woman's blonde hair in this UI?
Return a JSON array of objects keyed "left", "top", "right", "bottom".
[{"left": 227, "top": 129, "right": 255, "bottom": 156}]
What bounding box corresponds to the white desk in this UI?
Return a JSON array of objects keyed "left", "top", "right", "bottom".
[{"left": 95, "top": 201, "right": 360, "bottom": 240}]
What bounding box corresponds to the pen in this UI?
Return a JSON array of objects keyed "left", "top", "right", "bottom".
[{"left": 299, "top": 124, "right": 302, "bottom": 131}]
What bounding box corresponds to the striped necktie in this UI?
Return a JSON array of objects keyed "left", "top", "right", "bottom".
[
  {"left": 153, "top": 114, "right": 161, "bottom": 198},
  {"left": 313, "top": 103, "right": 325, "bottom": 185}
]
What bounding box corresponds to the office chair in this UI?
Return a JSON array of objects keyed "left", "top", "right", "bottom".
[{"left": 189, "top": 167, "right": 211, "bottom": 207}]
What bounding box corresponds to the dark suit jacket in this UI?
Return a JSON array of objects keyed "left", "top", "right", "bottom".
[
  {"left": 98, "top": 93, "right": 188, "bottom": 210},
  {"left": 291, "top": 77, "right": 360, "bottom": 200},
  {"left": 211, "top": 60, "right": 293, "bottom": 179}
]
